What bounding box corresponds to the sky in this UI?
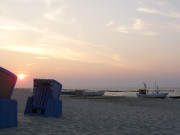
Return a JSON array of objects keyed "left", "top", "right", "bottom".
[{"left": 0, "top": 0, "right": 180, "bottom": 89}]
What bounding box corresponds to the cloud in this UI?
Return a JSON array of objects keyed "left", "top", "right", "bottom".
[
  {"left": 168, "top": 23, "right": 180, "bottom": 31},
  {"left": 0, "top": 34, "right": 133, "bottom": 69},
  {"left": 27, "top": 63, "right": 34, "bottom": 67},
  {"left": 42, "top": 0, "right": 64, "bottom": 7},
  {"left": 137, "top": 0, "right": 167, "bottom": 6},
  {"left": 0, "top": 45, "right": 47, "bottom": 55},
  {"left": 116, "top": 26, "right": 129, "bottom": 34},
  {"left": 116, "top": 19, "right": 158, "bottom": 36},
  {"left": 137, "top": 0, "right": 180, "bottom": 18},
  {"left": 108, "top": 54, "right": 128, "bottom": 67},
  {"left": 133, "top": 19, "right": 143, "bottom": 30},
  {"left": 137, "top": 7, "right": 180, "bottom": 18},
  {"left": 44, "top": 6, "right": 65, "bottom": 21},
  {"left": 0, "top": 18, "right": 43, "bottom": 32},
  {"left": 36, "top": 56, "right": 50, "bottom": 60},
  {"left": 106, "top": 20, "right": 114, "bottom": 27},
  {"left": 141, "top": 31, "right": 158, "bottom": 36},
  {"left": 0, "top": 0, "right": 154, "bottom": 70},
  {"left": 116, "top": 19, "right": 144, "bottom": 33},
  {"left": 43, "top": 1, "right": 77, "bottom": 25},
  {"left": 9, "top": 0, "right": 32, "bottom": 3},
  {"left": 44, "top": 7, "right": 77, "bottom": 25},
  {"left": 0, "top": 45, "right": 86, "bottom": 63}
]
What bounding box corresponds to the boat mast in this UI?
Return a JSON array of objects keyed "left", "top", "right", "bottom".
[
  {"left": 143, "top": 82, "right": 148, "bottom": 93},
  {"left": 143, "top": 82, "right": 147, "bottom": 90},
  {"left": 155, "top": 82, "right": 159, "bottom": 94},
  {"left": 157, "top": 85, "right": 159, "bottom": 94}
]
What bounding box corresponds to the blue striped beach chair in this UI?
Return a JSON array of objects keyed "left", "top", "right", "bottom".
[
  {"left": 0, "top": 67, "right": 17, "bottom": 129},
  {"left": 24, "top": 79, "right": 62, "bottom": 117}
]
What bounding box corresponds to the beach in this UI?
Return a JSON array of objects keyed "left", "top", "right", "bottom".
[{"left": 0, "top": 89, "right": 180, "bottom": 135}]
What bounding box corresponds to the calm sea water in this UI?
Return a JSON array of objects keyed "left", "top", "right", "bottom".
[
  {"left": 62, "top": 87, "right": 180, "bottom": 97},
  {"left": 19, "top": 87, "right": 180, "bottom": 98}
]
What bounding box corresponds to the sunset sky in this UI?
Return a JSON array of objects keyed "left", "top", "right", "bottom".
[{"left": 0, "top": 0, "right": 180, "bottom": 88}]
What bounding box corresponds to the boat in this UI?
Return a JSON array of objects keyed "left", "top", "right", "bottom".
[
  {"left": 61, "top": 89, "right": 76, "bottom": 95},
  {"left": 82, "top": 90, "right": 105, "bottom": 96},
  {"left": 136, "top": 82, "right": 168, "bottom": 98}
]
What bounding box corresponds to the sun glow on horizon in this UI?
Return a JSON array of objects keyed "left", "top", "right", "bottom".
[{"left": 17, "top": 74, "right": 25, "bottom": 80}]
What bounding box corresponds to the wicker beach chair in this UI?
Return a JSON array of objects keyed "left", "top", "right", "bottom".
[
  {"left": 24, "top": 79, "right": 62, "bottom": 117},
  {"left": 0, "top": 67, "right": 17, "bottom": 129}
]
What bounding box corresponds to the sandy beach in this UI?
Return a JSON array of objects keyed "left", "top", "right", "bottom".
[{"left": 0, "top": 89, "right": 180, "bottom": 135}]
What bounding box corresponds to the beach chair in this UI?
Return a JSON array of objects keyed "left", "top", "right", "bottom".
[
  {"left": 24, "top": 79, "right": 62, "bottom": 117},
  {"left": 0, "top": 67, "right": 17, "bottom": 129}
]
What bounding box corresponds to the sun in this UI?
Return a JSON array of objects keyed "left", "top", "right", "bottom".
[{"left": 17, "top": 74, "right": 25, "bottom": 80}]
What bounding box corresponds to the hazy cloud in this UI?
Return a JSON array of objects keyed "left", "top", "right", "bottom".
[
  {"left": 0, "top": 36, "right": 132, "bottom": 68},
  {"left": 137, "top": 0, "right": 168, "bottom": 6},
  {"left": 44, "top": 6, "right": 66, "bottom": 21},
  {"left": 115, "top": 19, "right": 158, "bottom": 36},
  {"left": 137, "top": 7, "right": 180, "bottom": 18},
  {"left": 116, "top": 19, "right": 144, "bottom": 33},
  {"left": 42, "top": 0, "right": 64, "bottom": 7},
  {"left": 141, "top": 31, "right": 158, "bottom": 36},
  {"left": 106, "top": 20, "right": 114, "bottom": 27},
  {"left": 36, "top": 56, "right": 50, "bottom": 60},
  {"left": 137, "top": 0, "right": 180, "bottom": 18},
  {"left": 117, "top": 26, "right": 129, "bottom": 34},
  {"left": 133, "top": 19, "right": 144, "bottom": 30},
  {"left": 168, "top": 23, "right": 180, "bottom": 31},
  {"left": 42, "top": 0, "right": 77, "bottom": 25},
  {"left": 0, "top": 18, "right": 43, "bottom": 32},
  {"left": 10, "top": 0, "right": 32, "bottom": 3}
]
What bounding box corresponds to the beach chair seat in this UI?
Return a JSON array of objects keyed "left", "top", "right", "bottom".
[
  {"left": 24, "top": 79, "right": 62, "bottom": 117},
  {"left": 0, "top": 67, "right": 17, "bottom": 129}
]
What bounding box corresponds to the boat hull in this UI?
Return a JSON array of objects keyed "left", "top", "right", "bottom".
[
  {"left": 83, "top": 91, "right": 105, "bottom": 96},
  {"left": 61, "top": 90, "right": 76, "bottom": 95}
]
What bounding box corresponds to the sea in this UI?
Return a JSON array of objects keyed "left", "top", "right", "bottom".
[
  {"left": 105, "top": 87, "right": 180, "bottom": 97},
  {"left": 61, "top": 87, "right": 180, "bottom": 98}
]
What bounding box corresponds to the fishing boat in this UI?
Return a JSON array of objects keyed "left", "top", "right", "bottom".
[
  {"left": 136, "top": 82, "right": 168, "bottom": 98},
  {"left": 61, "top": 89, "right": 76, "bottom": 95},
  {"left": 82, "top": 90, "right": 105, "bottom": 96}
]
